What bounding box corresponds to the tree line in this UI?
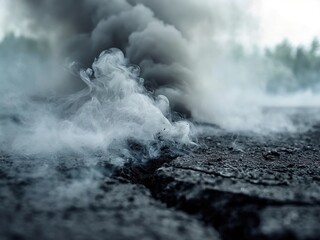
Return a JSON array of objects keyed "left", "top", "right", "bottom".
[
  {"left": 265, "top": 38, "right": 320, "bottom": 92},
  {"left": 1, "top": 34, "right": 319, "bottom": 93}
]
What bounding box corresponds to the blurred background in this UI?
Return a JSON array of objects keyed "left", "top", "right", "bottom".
[{"left": 0, "top": 0, "right": 319, "bottom": 136}]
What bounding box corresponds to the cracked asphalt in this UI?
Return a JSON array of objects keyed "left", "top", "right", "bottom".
[
  {"left": 1, "top": 109, "right": 320, "bottom": 240},
  {"left": 148, "top": 123, "right": 320, "bottom": 239}
]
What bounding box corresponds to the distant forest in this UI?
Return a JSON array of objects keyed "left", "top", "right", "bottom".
[
  {"left": 0, "top": 33, "right": 50, "bottom": 57},
  {"left": 0, "top": 34, "right": 51, "bottom": 93},
  {"left": 1, "top": 34, "right": 320, "bottom": 94},
  {"left": 265, "top": 39, "right": 320, "bottom": 93}
]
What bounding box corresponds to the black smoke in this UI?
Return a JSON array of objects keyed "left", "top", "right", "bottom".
[{"left": 19, "top": 0, "right": 219, "bottom": 114}]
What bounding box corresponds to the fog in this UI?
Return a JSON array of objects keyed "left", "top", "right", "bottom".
[{"left": 0, "top": 0, "right": 319, "bottom": 161}]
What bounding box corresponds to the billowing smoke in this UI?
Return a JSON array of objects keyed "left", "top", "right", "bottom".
[
  {"left": 0, "top": 0, "right": 320, "bottom": 223},
  {"left": 2, "top": 0, "right": 320, "bottom": 219},
  {"left": 18, "top": 0, "right": 193, "bottom": 113},
  {"left": 16, "top": 0, "right": 254, "bottom": 113},
  {"left": 1, "top": 0, "right": 320, "bottom": 162},
  {"left": 0, "top": 46, "right": 191, "bottom": 160}
]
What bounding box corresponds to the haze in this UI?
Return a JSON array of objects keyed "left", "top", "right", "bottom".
[{"left": 1, "top": 0, "right": 320, "bottom": 47}]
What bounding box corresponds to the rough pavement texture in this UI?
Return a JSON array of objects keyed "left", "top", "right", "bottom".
[
  {"left": 1, "top": 110, "right": 320, "bottom": 240},
  {"left": 147, "top": 123, "right": 320, "bottom": 240},
  {"left": 0, "top": 157, "right": 219, "bottom": 240}
]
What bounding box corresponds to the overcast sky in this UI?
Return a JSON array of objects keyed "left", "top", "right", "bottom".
[
  {"left": 0, "top": 0, "right": 319, "bottom": 47},
  {"left": 251, "top": 0, "right": 320, "bottom": 46}
]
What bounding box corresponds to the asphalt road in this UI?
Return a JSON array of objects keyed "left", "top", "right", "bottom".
[{"left": 1, "top": 108, "right": 320, "bottom": 240}]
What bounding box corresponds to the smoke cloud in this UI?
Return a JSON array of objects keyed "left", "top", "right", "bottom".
[
  {"left": 16, "top": 0, "right": 254, "bottom": 114},
  {"left": 1, "top": 0, "right": 319, "bottom": 161},
  {"left": 0, "top": 47, "right": 191, "bottom": 159},
  {"left": 1, "top": 0, "right": 320, "bottom": 222}
]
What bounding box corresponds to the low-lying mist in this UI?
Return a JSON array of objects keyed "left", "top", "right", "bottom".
[
  {"left": 1, "top": 0, "right": 320, "bottom": 162},
  {"left": 0, "top": 41, "right": 191, "bottom": 160},
  {"left": 188, "top": 40, "right": 320, "bottom": 133},
  {"left": 1, "top": 1, "right": 320, "bottom": 213}
]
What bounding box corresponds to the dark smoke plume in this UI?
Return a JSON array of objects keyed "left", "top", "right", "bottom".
[
  {"left": 19, "top": 0, "right": 218, "bottom": 113},
  {"left": 3, "top": 0, "right": 318, "bottom": 152}
]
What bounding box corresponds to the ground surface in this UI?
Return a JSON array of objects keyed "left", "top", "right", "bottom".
[{"left": 0, "top": 108, "right": 320, "bottom": 240}]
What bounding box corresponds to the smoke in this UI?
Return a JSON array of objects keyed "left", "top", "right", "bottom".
[
  {"left": 0, "top": 44, "right": 193, "bottom": 211},
  {"left": 1, "top": 0, "right": 320, "bottom": 216},
  {"left": 16, "top": 0, "right": 188, "bottom": 111},
  {"left": 1, "top": 0, "right": 320, "bottom": 161},
  {"left": 0, "top": 0, "right": 248, "bottom": 156},
  {"left": 2, "top": 1, "right": 320, "bottom": 221},
  {"left": 0, "top": 47, "right": 191, "bottom": 160},
  {"left": 16, "top": 0, "right": 256, "bottom": 113}
]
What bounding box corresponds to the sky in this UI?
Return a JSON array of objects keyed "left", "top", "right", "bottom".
[
  {"left": 0, "top": 0, "right": 320, "bottom": 47},
  {"left": 0, "top": 0, "right": 32, "bottom": 40},
  {"left": 251, "top": 0, "right": 320, "bottom": 46}
]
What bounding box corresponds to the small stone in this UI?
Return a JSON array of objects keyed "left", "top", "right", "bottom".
[{"left": 263, "top": 150, "right": 280, "bottom": 161}]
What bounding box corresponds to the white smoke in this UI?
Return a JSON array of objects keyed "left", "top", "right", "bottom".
[
  {"left": 187, "top": 42, "right": 320, "bottom": 133},
  {"left": 0, "top": 49, "right": 191, "bottom": 161},
  {"left": 1, "top": 0, "right": 320, "bottom": 157},
  {"left": 1, "top": 0, "right": 319, "bottom": 219}
]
